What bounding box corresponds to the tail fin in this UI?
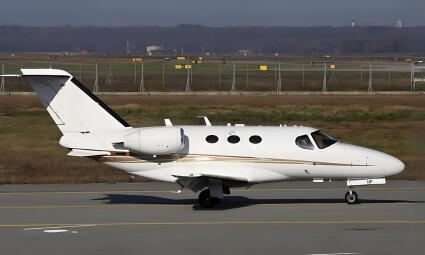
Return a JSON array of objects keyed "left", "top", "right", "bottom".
[{"left": 22, "top": 69, "right": 130, "bottom": 135}]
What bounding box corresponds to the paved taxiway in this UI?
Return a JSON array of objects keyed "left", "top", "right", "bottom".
[{"left": 0, "top": 181, "right": 423, "bottom": 255}]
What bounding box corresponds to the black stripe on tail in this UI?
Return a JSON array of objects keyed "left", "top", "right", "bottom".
[{"left": 71, "top": 78, "right": 130, "bottom": 127}]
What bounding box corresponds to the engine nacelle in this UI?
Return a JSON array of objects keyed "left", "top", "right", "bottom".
[{"left": 123, "top": 127, "right": 184, "bottom": 155}]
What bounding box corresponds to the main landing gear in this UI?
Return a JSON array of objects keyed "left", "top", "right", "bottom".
[
  {"left": 198, "top": 189, "right": 220, "bottom": 208},
  {"left": 198, "top": 184, "right": 230, "bottom": 208},
  {"left": 345, "top": 187, "right": 358, "bottom": 204}
]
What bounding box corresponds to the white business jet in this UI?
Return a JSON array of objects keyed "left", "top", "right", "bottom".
[{"left": 4, "top": 69, "right": 405, "bottom": 207}]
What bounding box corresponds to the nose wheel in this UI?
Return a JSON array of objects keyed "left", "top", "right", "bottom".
[{"left": 345, "top": 190, "right": 358, "bottom": 204}]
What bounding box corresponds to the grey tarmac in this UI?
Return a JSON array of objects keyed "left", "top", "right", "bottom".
[{"left": 0, "top": 181, "right": 424, "bottom": 255}]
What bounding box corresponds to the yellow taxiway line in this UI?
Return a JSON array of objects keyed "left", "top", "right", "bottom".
[
  {"left": 0, "top": 202, "right": 415, "bottom": 209},
  {"left": 0, "top": 187, "right": 423, "bottom": 195},
  {"left": 0, "top": 220, "right": 424, "bottom": 228}
]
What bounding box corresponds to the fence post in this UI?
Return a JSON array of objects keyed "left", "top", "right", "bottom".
[
  {"left": 162, "top": 62, "right": 165, "bottom": 91},
  {"left": 185, "top": 68, "right": 191, "bottom": 92},
  {"left": 302, "top": 64, "right": 304, "bottom": 88},
  {"left": 410, "top": 62, "right": 416, "bottom": 91},
  {"left": 277, "top": 62, "right": 282, "bottom": 93},
  {"left": 368, "top": 63, "right": 373, "bottom": 92},
  {"left": 246, "top": 63, "right": 249, "bottom": 89},
  {"left": 322, "top": 63, "right": 327, "bottom": 92},
  {"left": 21, "top": 63, "right": 24, "bottom": 88},
  {"left": 1, "top": 57, "right": 4, "bottom": 93},
  {"left": 79, "top": 58, "right": 82, "bottom": 80},
  {"left": 218, "top": 64, "right": 221, "bottom": 91},
  {"left": 108, "top": 62, "right": 112, "bottom": 87},
  {"left": 231, "top": 62, "right": 236, "bottom": 92},
  {"left": 94, "top": 60, "right": 98, "bottom": 93},
  {"left": 134, "top": 60, "right": 137, "bottom": 85},
  {"left": 139, "top": 62, "right": 144, "bottom": 93}
]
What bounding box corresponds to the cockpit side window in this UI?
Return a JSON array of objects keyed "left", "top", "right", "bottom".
[
  {"left": 311, "top": 130, "right": 338, "bottom": 149},
  {"left": 295, "top": 135, "right": 314, "bottom": 150}
]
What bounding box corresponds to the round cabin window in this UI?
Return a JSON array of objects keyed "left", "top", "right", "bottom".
[
  {"left": 249, "top": 135, "right": 262, "bottom": 144},
  {"left": 205, "top": 135, "right": 219, "bottom": 143},
  {"left": 227, "top": 135, "right": 240, "bottom": 144}
]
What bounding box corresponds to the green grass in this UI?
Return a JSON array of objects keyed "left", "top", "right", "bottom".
[
  {"left": 0, "top": 101, "right": 424, "bottom": 183},
  {"left": 116, "top": 105, "right": 421, "bottom": 125}
]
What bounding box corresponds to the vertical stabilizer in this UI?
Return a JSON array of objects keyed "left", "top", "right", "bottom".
[{"left": 22, "top": 69, "right": 130, "bottom": 135}]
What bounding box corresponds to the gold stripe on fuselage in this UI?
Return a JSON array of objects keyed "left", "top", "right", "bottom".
[{"left": 95, "top": 153, "right": 368, "bottom": 167}]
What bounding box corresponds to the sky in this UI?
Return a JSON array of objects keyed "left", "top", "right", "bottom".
[{"left": 0, "top": 0, "right": 424, "bottom": 27}]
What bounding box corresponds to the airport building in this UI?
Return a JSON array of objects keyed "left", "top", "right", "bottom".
[{"left": 146, "top": 45, "right": 177, "bottom": 56}]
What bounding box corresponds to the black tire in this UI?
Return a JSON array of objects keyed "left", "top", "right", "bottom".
[
  {"left": 345, "top": 191, "right": 358, "bottom": 204},
  {"left": 198, "top": 189, "right": 215, "bottom": 208}
]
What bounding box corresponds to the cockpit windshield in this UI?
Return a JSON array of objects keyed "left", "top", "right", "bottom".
[
  {"left": 311, "top": 130, "right": 338, "bottom": 149},
  {"left": 295, "top": 135, "right": 314, "bottom": 150}
]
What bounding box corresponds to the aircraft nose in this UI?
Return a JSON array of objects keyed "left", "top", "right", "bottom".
[
  {"left": 375, "top": 152, "right": 405, "bottom": 176},
  {"left": 335, "top": 143, "right": 405, "bottom": 177},
  {"left": 388, "top": 155, "right": 405, "bottom": 176}
]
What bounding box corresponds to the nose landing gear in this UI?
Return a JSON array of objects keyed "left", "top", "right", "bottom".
[{"left": 345, "top": 188, "right": 358, "bottom": 204}]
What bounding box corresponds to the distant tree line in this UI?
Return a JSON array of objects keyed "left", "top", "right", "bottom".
[{"left": 0, "top": 25, "right": 424, "bottom": 55}]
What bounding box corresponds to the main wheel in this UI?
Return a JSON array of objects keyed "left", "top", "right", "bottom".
[
  {"left": 198, "top": 189, "right": 216, "bottom": 208},
  {"left": 345, "top": 191, "right": 358, "bottom": 204}
]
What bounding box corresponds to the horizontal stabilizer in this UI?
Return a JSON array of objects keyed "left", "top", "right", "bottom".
[{"left": 67, "top": 149, "right": 110, "bottom": 157}]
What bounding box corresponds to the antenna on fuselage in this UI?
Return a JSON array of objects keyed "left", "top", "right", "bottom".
[
  {"left": 164, "top": 119, "right": 173, "bottom": 126},
  {"left": 197, "top": 116, "right": 212, "bottom": 126}
]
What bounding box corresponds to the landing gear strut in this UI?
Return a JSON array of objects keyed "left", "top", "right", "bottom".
[
  {"left": 198, "top": 189, "right": 220, "bottom": 208},
  {"left": 345, "top": 189, "right": 358, "bottom": 204}
]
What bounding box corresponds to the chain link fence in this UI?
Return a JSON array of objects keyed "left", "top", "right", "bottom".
[{"left": 1, "top": 57, "right": 424, "bottom": 92}]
